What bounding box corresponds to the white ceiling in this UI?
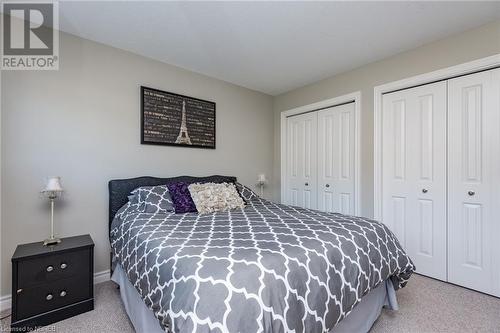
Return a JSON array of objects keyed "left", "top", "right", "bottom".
[{"left": 57, "top": 1, "right": 500, "bottom": 95}]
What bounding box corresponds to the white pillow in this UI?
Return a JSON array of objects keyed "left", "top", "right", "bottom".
[{"left": 188, "top": 182, "right": 245, "bottom": 214}]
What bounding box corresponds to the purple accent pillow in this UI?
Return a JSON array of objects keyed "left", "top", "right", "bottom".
[{"left": 167, "top": 182, "right": 198, "bottom": 213}]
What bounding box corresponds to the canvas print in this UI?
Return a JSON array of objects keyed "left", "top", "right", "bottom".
[{"left": 141, "top": 86, "right": 216, "bottom": 149}]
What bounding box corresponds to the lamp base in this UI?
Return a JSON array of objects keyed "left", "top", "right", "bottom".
[{"left": 43, "top": 237, "right": 62, "bottom": 246}]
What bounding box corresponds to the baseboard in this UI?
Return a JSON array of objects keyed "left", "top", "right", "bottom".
[
  {"left": 0, "top": 294, "right": 11, "bottom": 313},
  {"left": 93, "top": 269, "right": 111, "bottom": 285},
  {"left": 0, "top": 269, "right": 110, "bottom": 312}
]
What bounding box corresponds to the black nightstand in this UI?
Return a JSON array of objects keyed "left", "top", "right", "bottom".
[{"left": 11, "top": 234, "right": 94, "bottom": 330}]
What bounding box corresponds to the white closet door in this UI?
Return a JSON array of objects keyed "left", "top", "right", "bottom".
[
  {"left": 448, "top": 69, "right": 500, "bottom": 297},
  {"left": 285, "top": 112, "right": 318, "bottom": 209},
  {"left": 382, "top": 81, "right": 447, "bottom": 281},
  {"left": 317, "top": 103, "right": 355, "bottom": 215}
]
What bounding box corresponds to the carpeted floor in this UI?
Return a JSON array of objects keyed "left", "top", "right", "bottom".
[{"left": 1, "top": 274, "right": 499, "bottom": 332}]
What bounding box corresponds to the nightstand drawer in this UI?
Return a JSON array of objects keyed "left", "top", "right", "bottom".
[
  {"left": 16, "top": 275, "right": 91, "bottom": 320},
  {"left": 17, "top": 248, "right": 91, "bottom": 288}
]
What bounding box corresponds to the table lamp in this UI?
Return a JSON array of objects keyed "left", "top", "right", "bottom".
[
  {"left": 257, "top": 174, "right": 267, "bottom": 197},
  {"left": 41, "top": 177, "right": 64, "bottom": 246}
]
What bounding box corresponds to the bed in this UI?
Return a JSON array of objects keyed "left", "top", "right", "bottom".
[{"left": 108, "top": 176, "right": 414, "bottom": 333}]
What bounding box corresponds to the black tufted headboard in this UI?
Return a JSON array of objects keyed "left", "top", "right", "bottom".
[{"left": 108, "top": 175, "right": 237, "bottom": 231}]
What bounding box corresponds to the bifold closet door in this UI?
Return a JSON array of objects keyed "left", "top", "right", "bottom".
[
  {"left": 381, "top": 81, "right": 447, "bottom": 281},
  {"left": 285, "top": 112, "right": 318, "bottom": 209},
  {"left": 317, "top": 103, "right": 355, "bottom": 215},
  {"left": 447, "top": 68, "right": 500, "bottom": 297}
]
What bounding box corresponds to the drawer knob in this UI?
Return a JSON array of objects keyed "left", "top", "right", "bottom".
[
  {"left": 46, "top": 265, "right": 54, "bottom": 272},
  {"left": 60, "top": 290, "right": 67, "bottom": 297},
  {"left": 422, "top": 189, "right": 428, "bottom": 193},
  {"left": 325, "top": 184, "right": 330, "bottom": 188},
  {"left": 468, "top": 191, "right": 475, "bottom": 196},
  {"left": 46, "top": 294, "right": 53, "bottom": 301},
  {"left": 60, "top": 263, "right": 67, "bottom": 269}
]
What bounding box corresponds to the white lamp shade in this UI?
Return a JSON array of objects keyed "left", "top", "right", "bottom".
[
  {"left": 42, "top": 177, "right": 64, "bottom": 193},
  {"left": 257, "top": 174, "right": 267, "bottom": 183}
]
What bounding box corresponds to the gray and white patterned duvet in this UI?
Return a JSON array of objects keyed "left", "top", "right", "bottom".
[{"left": 110, "top": 197, "right": 414, "bottom": 333}]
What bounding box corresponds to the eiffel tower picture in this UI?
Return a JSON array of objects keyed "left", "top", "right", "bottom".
[
  {"left": 175, "top": 100, "right": 192, "bottom": 145},
  {"left": 142, "top": 87, "right": 215, "bottom": 148}
]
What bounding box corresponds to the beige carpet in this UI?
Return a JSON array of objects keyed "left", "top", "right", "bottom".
[{"left": 1, "top": 274, "right": 499, "bottom": 332}]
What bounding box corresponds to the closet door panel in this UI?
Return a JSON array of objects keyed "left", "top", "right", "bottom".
[
  {"left": 337, "top": 105, "right": 355, "bottom": 215},
  {"left": 382, "top": 81, "right": 447, "bottom": 280},
  {"left": 412, "top": 86, "right": 447, "bottom": 281},
  {"left": 317, "top": 103, "right": 355, "bottom": 214},
  {"left": 286, "top": 117, "right": 301, "bottom": 206},
  {"left": 317, "top": 109, "right": 336, "bottom": 212},
  {"left": 285, "top": 112, "right": 318, "bottom": 209},
  {"left": 493, "top": 69, "right": 500, "bottom": 297},
  {"left": 448, "top": 69, "right": 500, "bottom": 297},
  {"left": 302, "top": 115, "right": 316, "bottom": 208},
  {"left": 382, "top": 96, "right": 410, "bottom": 241}
]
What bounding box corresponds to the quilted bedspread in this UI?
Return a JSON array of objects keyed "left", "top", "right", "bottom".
[{"left": 110, "top": 197, "right": 414, "bottom": 333}]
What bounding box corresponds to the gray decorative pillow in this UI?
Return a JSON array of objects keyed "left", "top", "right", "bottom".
[
  {"left": 235, "top": 182, "right": 259, "bottom": 202},
  {"left": 188, "top": 182, "right": 245, "bottom": 214},
  {"left": 115, "top": 194, "right": 145, "bottom": 219},
  {"left": 132, "top": 185, "right": 175, "bottom": 214}
]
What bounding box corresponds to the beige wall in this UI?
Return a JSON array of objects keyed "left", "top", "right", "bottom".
[
  {"left": 272, "top": 20, "right": 500, "bottom": 217},
  {"left": 1, "top": 32, "right": 274, "bottom": 297}
]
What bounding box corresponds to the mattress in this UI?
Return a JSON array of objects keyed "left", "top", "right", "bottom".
[{"left": 110, "top": 196, "right": 414, "bottom": 332}]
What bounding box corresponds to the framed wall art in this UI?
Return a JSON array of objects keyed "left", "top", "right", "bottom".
[{"left": 141, "top": 86, "right": 216, "bottom": 149}]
